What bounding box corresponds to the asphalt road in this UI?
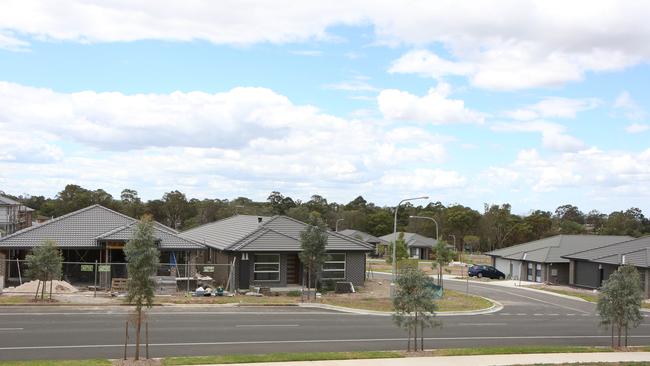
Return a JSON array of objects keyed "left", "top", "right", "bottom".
[{"left": 0, "top": 279, "right": 648, "bottom": 361}]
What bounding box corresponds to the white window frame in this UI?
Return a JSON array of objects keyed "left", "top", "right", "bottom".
[
  {"left": 253, "top": 254, "right": 280, "bottom": 282},
  {"left": 322, "top": 253, "right": 346, "bottom": 280}
]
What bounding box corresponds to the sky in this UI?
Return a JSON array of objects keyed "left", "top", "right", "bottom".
[{"left": 0, "top": 0, "right": 649, "bottom": 214}]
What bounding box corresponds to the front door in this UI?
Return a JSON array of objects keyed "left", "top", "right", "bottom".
[{"left": 286, "top": 254, "right": 300, "bottom": 284}]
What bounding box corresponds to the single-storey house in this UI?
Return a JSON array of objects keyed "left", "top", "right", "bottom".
[
  {"left": 486, "top": 235, "right": 631, "bottom": 284},
  {"left": 179, "top": 215, "right": 373, "bottom": 289},
  {"left": 563, "top": 236, "right": 650, "bottom": 297},
  {"left": 379, "top": 232, "right": 442, "bottom": 260},
  {"left": 338, "top": 229, "right": 389, "bottom": 257},
  {"left": 0, "top": 205, "right": 205, "bottom": 288}
]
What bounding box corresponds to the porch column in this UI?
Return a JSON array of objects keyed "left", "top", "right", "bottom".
[
  {"left": 0, "top": 250, "right": 6, "bottom": 289},
  {"left": 569, "top": 260, "right": 575, "bottom": 285}
]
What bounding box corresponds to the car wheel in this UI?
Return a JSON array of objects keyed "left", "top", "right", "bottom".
[
  {"left": 499, "top": 275, "right": 505, "bottom": 280},
  {"left": 477, "top": 272, "right": 483, "bottom": 278}
]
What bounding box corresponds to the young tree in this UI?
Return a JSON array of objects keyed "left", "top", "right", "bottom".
[
  {"left": 393, "top": 267, "right": 439, "bottom": 352},
  {"left": 299, "top": 213, "right": 328, "bottom": 301},
  {"left": 25, "top": 240, "right": 63, "bottom": 301},
  {"left": 386, "top": 232, "right": 409, "bottom": 264},
  {"left": 597, "top": 265, "right": 644, "bottom": 348},
  {"left": 432, "top": 240, "right": 454, "bottom": 288},
  {"left": 124, "top": 215, "right": 160, "bottom": 360}
]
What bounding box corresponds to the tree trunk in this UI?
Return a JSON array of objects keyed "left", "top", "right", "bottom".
[
  {"left": 407, "top": 327, "right": 411, "bottom": 352},
  {"left": 413, "top": 313, "right": 418, "bottom": 352},
  {"left": 307, "top": 264, "right": 312, "bottom": 301},
  {"left": 625, "top": 324, "right": 628, "bottom": 348},
  {"left": 41, "top": 277, "right": 46, "bottom": 300},
  {"left": 420, "top": 320, "right": 424, "bottom": 351},
  {"left": 617, "top": 324, "right": 622, "bottom": 348},
  {"left": 135, "top": 309, "right": 142, "bottom": 360},
  {"left": 611, "top": 324, "right": 614, "bottom": 348},
  {"left": 34, "top": 280, "right": 41, "bottom": 301},
  {"left": 49, "top": 276, "right": 53, "bottom": 301}
]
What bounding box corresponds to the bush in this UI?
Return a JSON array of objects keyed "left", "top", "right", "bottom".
[
  {"left": 397, "top": 259, "right": 419, "bottom": 271},
  {"left": 286, "top": 290, "right": 302, "bottom": 297},
  {"left": 319, "top": 279, "right": 337, "bottom": 293}
]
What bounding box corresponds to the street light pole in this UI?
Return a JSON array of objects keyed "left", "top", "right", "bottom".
[
  {"left": 409, "top": 215, "right": 439, "bottom": 242},
  {"left": 335, "top": 218, "right": 344, "bottom": 232},
  {"left": 391, "top": 196, "right": 429, "bottom": 297}
]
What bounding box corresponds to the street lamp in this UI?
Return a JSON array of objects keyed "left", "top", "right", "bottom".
[
  {"left": 391, "top": 196, "right": 429, "bottom": 297},
  {"left": 409, "top": 215, "right": 439, "bottom": 242},
  {"left": 335, "top": 218, "right": 344, "bottom": 232}
]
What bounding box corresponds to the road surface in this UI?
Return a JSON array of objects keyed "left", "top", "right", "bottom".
[{"left": 0, "top": 278, "right": 647, "bottom": 360}]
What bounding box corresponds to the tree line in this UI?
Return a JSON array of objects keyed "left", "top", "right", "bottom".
[{"left": 4, "top": 184, "right": 649, "bottom": 251}]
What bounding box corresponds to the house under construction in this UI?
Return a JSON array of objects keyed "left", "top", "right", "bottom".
[{"left": 0, "top": 195, "right": 33, "bottom": 237}]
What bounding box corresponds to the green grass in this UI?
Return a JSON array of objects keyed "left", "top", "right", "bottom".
[
  {"left": 429, "top": 345, "right": 620, "bottom": 356},
  {"left": 0, "top": 360, "right": 110, "bottom": 366},
  {"left": 321, "top": 289, "right": 493, "bottom": 312},
  {"left": 163, "top": 351, "right": 403, "bottom": 365},
  {"left": 528, "top": 286, "right": 601, "bottom": 303},
  {"left": 0, "top": 296, "right": 31, "bottom": 304}
]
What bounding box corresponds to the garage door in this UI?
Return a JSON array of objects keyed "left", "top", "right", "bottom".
[
  {"left": 574, "top": 261, "right": 600, "bottom": 288},
  {"left": 495, "top": 258, "right": 516, "bottom": 278}
]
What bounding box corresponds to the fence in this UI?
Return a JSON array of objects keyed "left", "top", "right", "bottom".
[{"left": 1, "top": 259, "right": 235, "bottom": 295}]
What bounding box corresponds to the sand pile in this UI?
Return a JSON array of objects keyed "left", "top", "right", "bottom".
[{"left": 4, "top": 280, "right": 78, "bottom": 294}]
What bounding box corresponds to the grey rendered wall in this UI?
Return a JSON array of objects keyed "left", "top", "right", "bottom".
[
  {"left": 574, "top": 260, "right": 600, "bottom": 288},
  {"left": 344, "top": 252, "right": 366, "bottom": 286}
]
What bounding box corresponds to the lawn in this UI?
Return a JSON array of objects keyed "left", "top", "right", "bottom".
[
  {"left": 164, "top": 351, "right": 402, "bottom": 365},
  {"left": 322, "top": 288, "right": 493, "bottom": 312},
  {"left": 529, "top": 285, "right": 600, "bottom": 303},
  {"left": 0, "top": 296, "right": 32, "bottom": 304}
]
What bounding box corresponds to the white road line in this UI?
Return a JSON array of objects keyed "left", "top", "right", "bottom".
[
  {"left": 548, "top": 314, "right": 560, "bottom": 316},
  {"left": 533, "top": 313, "right": 544, "bottom": 316},
  {"left": 236, "top": 324, "right": 299, "bottom": 327},
  {"left": 567, "top": 314, "right": 575, "bottom": 316},
  {"left": 516, "top": 313, "right": 526, "bottom": 316},
  {"left": 0, "top": 328, "right": 23, "bottom": 331},
  {"left": 457, "top": 323, "right": 507, "bottom": 326},
  {"left": 3, "top": 335, "right": 650, "bottom": 351}
]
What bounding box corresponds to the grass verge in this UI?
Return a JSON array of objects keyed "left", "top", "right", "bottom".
[
  {"left": 163, "top": 351, "right": 403, "bottom": 365},
  {"left": 0, "top": 296, "right": 31, "bottom": 304},
  {"left": 528, "top": 286, "right": 599, "bottom": 303},
  {"left": 322, "top": 288, "right": 493, "bottom": 312},
  {"left": 428, "top": 345, "right": 633, "bottom": 356}
]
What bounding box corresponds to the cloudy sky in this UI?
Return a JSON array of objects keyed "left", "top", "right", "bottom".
[{"left": 0, "top": 0, "right": 649, "bottom": 213}]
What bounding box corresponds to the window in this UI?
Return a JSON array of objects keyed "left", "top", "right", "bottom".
[
  {"left": 527, "top": 263, "right": 533, "bottom": 281},
  {"left": 535, "top": 263, "right": 542, "bottom": 282},
  {"left": 322, "top": 253, "right": 346, "bottom": 279},
  {"left": 253, "top": 254, "right": 280, "bottom": 281}
]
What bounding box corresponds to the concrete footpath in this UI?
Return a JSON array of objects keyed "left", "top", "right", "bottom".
[{"left": 186, "top": 352, "right": 650, "bottom": 366}]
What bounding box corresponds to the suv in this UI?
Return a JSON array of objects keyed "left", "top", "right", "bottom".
[{"left": 468, "top": 265, "right": 505, "bottom": 280}]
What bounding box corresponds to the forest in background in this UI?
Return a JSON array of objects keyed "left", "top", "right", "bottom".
[{"left": 3, "top": 184, "right": 649, "bottom": 252}]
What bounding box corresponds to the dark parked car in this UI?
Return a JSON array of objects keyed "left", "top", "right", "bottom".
[{"left": 468, "top": 265, "right": 505, "bottom": 279}]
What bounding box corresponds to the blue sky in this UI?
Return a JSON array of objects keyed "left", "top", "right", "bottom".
[{"left": 0, "top": 1, "right": 649, "bottom": 215}]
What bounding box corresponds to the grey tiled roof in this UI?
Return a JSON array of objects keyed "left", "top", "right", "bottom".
[
  {"left": 97, "top": 223, "right": 204, "bottom": 250},
  {"left": 379, "top": 232, "right": 440, "bottom": 249},
  {"left": 180, "top": 215, "right": 373, "bottom": 252},
  {"left": 0, "top": 195, "right": 34, "bottom": 211},
  {"left": 339, "top": 229, "right": 389, "bottom": 245},
  {"left": 179, "top": 215, "right": 272, "bottom": 250},
  {"left": 563, "top": 236, "right": 650, "bottom": 267},
  {"left": 487, "top": 235, "right": 632, "bottom": 264},
  {"left": 0, "top": 204, "right": 204, "bottom": 250}
]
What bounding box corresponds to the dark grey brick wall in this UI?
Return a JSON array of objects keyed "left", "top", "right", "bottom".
[{"left": 344, "top": 252, "right": 366, "bottom": 286}]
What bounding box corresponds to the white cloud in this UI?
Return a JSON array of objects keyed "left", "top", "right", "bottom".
[
  {"left": 614, "top": 91, "right": 647, "bottom": 121},
  {"left": 380, "top": 169, "right": 466, "bottom": 191},
  {"left": 504, "top": 97, "right": 600, "bottom": 121},
  {"left": 2, "top": 1, "right": 649, "bottom": 91},
  {"left": 324, "top": 80, "right": 378, "bottom": 92},
  {"left": 492, "top": 120, "right": 585, "bottom": 152},
  {"left": 377, "top": 83, "right": 484, "bottom": 124},
  {"left": 483, "top": 148, "right": 650, "bottom": 194},
  {"left": 0, "top": 81, "right": 462, "bottom": 202},
  {"left": 625, "top": 123, "right": 650, "bottom": 133}
]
